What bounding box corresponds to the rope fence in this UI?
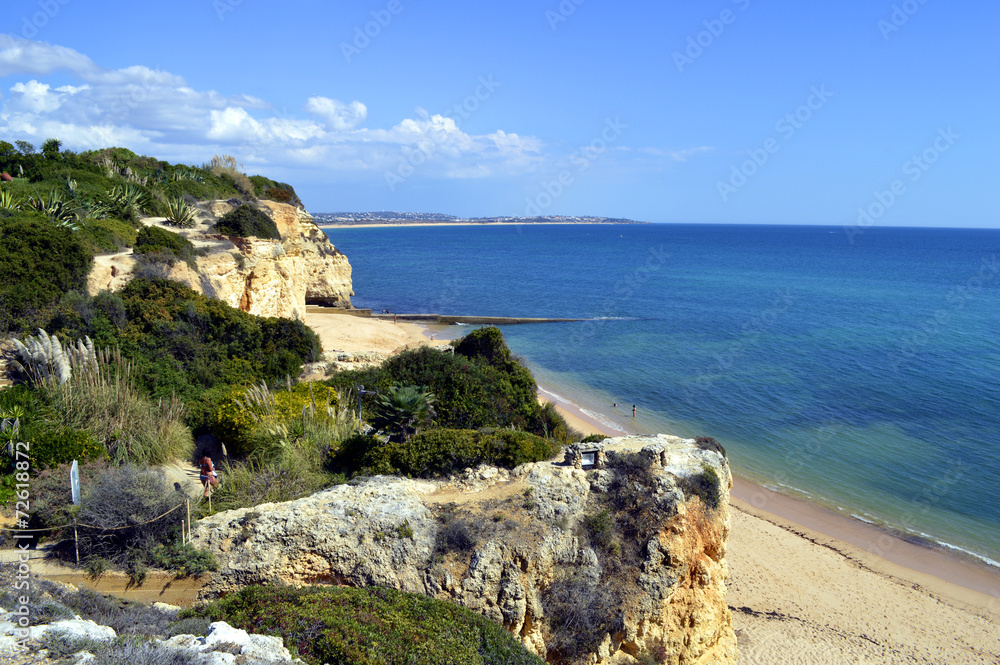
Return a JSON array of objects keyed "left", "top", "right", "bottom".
[{"left": 0, "top": 501, "right": 187, "bottom": 533}]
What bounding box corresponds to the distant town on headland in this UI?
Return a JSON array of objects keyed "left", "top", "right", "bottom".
[{"left": 313, "top": 211, "right": 647, "bottom": 226}]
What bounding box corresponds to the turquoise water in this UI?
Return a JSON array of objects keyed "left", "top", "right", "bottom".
[{"left": 325, "top": 223, "right": 1000, "bottom": 568}]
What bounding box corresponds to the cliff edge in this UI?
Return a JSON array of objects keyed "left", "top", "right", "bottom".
[
  {"left": 88, "top": 199, "right": 354, "bottom": 318},
  {"left": 191, "top": 435, "right": 738, "bottom": 664}
]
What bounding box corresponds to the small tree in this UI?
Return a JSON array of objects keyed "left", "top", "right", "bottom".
[
  {"left": 41, "top": 138, "right": 62, "bottom": 160},
  {"left": 370, "top": 385, "right": 436, "bottom": 442}
]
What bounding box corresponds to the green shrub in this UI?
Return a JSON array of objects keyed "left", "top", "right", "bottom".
[
  {"left": 327, "top": 331, "right": 563, "bottom": 439},
  {"left": 213, "top": 204, "right": 280, "bottom": 240},
  {"left": 78, "top": 217, "right": 137, "bottom": 254},
  {"left": 186, "top": 584, "right": 544, "bottom": 665},
  {"left": 134, "top": 225, "right": 197, "bottom": 270},
  {"left": 0, "top": 212, "right": 93, "bottom": 332},
  {"left": 581, "top": 433, "right": 608, "bottom": 444},
  {"left": 680, "top": 463, "right": 722, "bottom": 510},
  {"left": 29, "top": 425, "right": 107, "bottom": 470},
  {"left": 583, "top": 509, "right": 614, "bottom": 549},
  {"left": 329, "top": 428, "right": 557, "bottom": 478},
  {"left": 150, "top": 541, "right": 219, "bottom": 577},
  {"left": 38, "top": 278, "right": 321, "bottom": 429}
]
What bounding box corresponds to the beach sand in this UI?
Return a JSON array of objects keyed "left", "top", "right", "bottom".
[
  {"left": 542, "top": 395, "right": 1000, "bottom": 664},
  {"left": 304, "top": 310, "right": 432, "bottom": 356}
]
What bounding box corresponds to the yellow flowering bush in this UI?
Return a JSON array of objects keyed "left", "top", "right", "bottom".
[{"left": 212, "top": 382, "right": 340, "bottom": 457}]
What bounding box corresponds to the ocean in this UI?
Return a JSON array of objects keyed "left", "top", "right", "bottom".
[{"left": 324, "top": 223, "right": 1000, "bottom": 569}]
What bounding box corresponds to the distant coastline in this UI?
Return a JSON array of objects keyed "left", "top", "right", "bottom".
[{"left": 314, "top": 211, "right": 647, "bottom": 227}]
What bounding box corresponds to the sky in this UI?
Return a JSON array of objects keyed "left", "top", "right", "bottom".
[{"left": 1, "top": 0, "right": 997, "bottom": 226}]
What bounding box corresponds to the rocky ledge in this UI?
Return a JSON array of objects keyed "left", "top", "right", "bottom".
[{"left": 191, "top": 435, "right": 739, "bottom": 664}]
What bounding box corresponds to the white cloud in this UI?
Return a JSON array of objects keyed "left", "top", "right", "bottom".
[
  {"left": 305, "top": 97, "right": 366, "bottom": 130},
  {"left": 2, "top": 37, "right": 696, "bottom": 186},
  {"left": 10, "top": 80, "right": 62, "bottom": 113}
]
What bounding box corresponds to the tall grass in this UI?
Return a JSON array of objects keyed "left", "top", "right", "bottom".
[{"left": 48, "top": 345, "right": 193, "bottom": 465}]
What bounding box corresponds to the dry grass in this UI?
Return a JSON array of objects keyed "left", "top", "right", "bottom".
[
  {"left": 48, "top": 346, "right": 194, "bottom": 465},
  {"left": 207, "top": 154, "right": 255, "bottom": 199}
]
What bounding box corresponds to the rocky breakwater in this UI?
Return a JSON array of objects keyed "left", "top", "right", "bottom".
[
  {"left": 191, "top": 435, "right": 738, "bottom": 664},
  {"left": 87, "top": 200, "right": 353, "bottom": 319}
]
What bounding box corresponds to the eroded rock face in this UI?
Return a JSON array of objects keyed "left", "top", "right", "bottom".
[
  {"left": 191, "top": 435, "right": 738, "bottom": 664},
  {"left": 86, "top": 200, "right": 353, "bottom": 318}
]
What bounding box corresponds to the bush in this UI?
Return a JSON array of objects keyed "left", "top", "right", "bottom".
[
  {"left": 18, "top": 340, "right": 195, "bottom": 466},
  {"left": 38, "top": 278, "right": 321, "bottom": 429},
  {"left": 329, "top": 428, "right": 557, "bottom": 478},
  {"left": 327, "top": 328, "right": 568, "bottom": 441},
  {"left": 75, "top": 465, "right": 186, "bottom": 567},
  {"left": 150, "top": 541, "right": 219, "bottom": 577},
  {"left": 213, "top": 204, "right": 280, "bottom": 240},
  {"left": 435, "top": 512, "right": 476, "bottom": 554},
  {"left": 0, "top": 212, "right": 93, "bottom": 331},
  {"left": 211, "top": 382, "right": 342, "bottom": 458},
  {"left": 680, "top": 463, "right": 722, "bottom": 510},
  {"left": 541, "top": 574, "right": 614, "bottom": 663},
  {"left": 79, "top": 217, "right": 138, "bottom": 254},
  {"left": 186, "top": 584, "right": 545, "bottom": 665},
  {"left": 28, "top": 425, "right": 107, "bottom": 470},
  {"left": 134, "top": 225, "right": 197, "bottom": 270}
]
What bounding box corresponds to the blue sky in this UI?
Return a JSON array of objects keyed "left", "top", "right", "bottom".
[{"left": 2, "top": 0, "right": 997, "bottom": 226}]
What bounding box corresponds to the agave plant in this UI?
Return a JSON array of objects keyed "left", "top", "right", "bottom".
[
  {"left": 369, "top": 385, "right": 437, "bottom": 443},
  {"left": 164, "top": 196, "right": 197, "bottom": 228},
  {"left": 169, "top": 168, "right": 205, "bottom": 183},
  {"left": 0, "top": 188, "right": 21, "bottom": 211},
  {"left": 94, "top": 183, "right": 148, "bottom": 222},
  {"left": 24, "top": 189, "right": 81, "bottom": 229}
]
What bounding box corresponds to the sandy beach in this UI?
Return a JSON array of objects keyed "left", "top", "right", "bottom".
[
  {"left": 540, "top": 389, "right": 1000, "bottom": 664},
  {"left": 304, "top": 310, "right": 433, "bottom": 357}
]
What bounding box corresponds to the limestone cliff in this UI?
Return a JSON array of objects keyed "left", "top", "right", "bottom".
[
  {"left": 87, "top": 200, "right": 353, "bottom": 318},
  {"left": 191, "top": 435, "right": 738, "bottom": 664}
]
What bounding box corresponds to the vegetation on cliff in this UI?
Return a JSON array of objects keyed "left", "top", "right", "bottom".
[{"left": 186, "top": 584, "right": 545, "bottom": 665}]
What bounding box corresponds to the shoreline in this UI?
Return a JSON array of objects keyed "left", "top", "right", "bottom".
[
  {"left": 535, "top": 379, "right": 1000, "bottom": 606},
  {"left": 318, "top": 222, "right": 637, "bottom": 229}
]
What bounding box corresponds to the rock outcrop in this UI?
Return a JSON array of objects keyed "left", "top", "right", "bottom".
[
  {"left": 87, "top": 200, "right": 353, "bottom": 319},
  {"left": 191, "top": 435, "right": 738, "bottom": 664}
]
